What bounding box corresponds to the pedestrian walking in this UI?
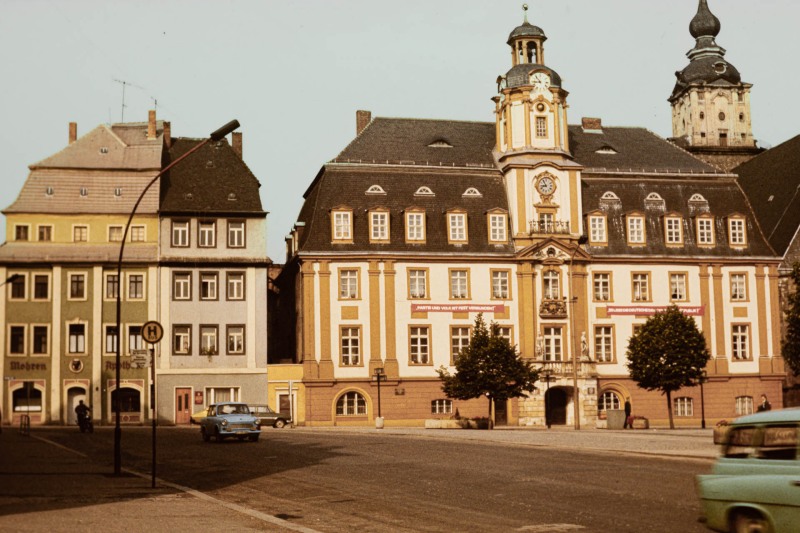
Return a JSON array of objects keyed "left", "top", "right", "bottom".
[{"left": 623, "top": 398, "right": 632, "bottom": 429}]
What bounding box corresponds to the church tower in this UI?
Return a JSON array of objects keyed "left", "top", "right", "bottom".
[
  {"left": 669, "top": 0, "right": 762, "bottom": 171},
  {"left": 493, "top": 4, "right": 582, "bottom": 250}
]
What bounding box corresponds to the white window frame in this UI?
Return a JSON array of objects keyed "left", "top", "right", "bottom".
[
  {"left": 729, "top": 218, "right": 746, "bottom": 245},
  {"left": 172, "top": 221, "right": 189, "bottom": 247},
  {"left": 408, "top": 269, "right": 427, "bottom": 299},
  {"left": 431, "top": 399, "right": 453, "bottom": 415},
  {"left": 697, "top": 217, "right": 714, "bottom": 245},
  {"left": 593, "top": 273, "right": 610, "bottom": 302},
  {"left": 200, "top": 273, "right": 218, "bottom": 300},
  {"left": 226, "top": 272, "right": 245, "bottom": 300},
  {"left": 448, "top": 212, "right": 467, "bottom": 243},
  {"left": 130, "top": 225, "right": 146, "bottom": 242},
  {"left": 105, "top": 325, "right": 118, "bottom": 354},
  {"left": 543, "top": 270, "right": 560, "bottom": 300},
  {"left": 489, "top": 213, "right": 507, "bottom": 243},
  {"left": 543, "top": 326, "right": 562, "bottom": 361},
  {"left": 173, "top": 272, "right": 191, "bottom": 300},
  {"left": 108, "top": 225, "right": 123, "bottom": 242},
  {"left": 339, "top": 269, "right": 359, "bottom": 299},
  {"left": 491, "top": 270, "right": 510, "bottom": 299},
  {"left": 406, "top": 211, "right": 425, "bottom": 242},
  {"left": 68, "top": 323, "right": 87, "bottom": 354},
  {"left": 227, "top": 220, "right": 245, "bottom": 248},
  {"left": 730, "top": 273, "right": 747, "bottom": 301},
  {"left": 665, "top": 216, "right": 683, "bottom": 244},
  {"left": 127, "top": 273, "right": 145, "bottom": 300},
  {"left": 410, "top": 326, "right": 430, "bottom": 365},
  {"left": 173, "top": 325, "right": 191, "bottom": 355},
  {"left": 336, "top": 392, "right": 367, "bottom": 416},
  {"left": 340, "top": 327, "right": 361, "bottom": 366},
  {"left": 632, "top": 273, "right": 650, "bottom": 302},
  {"left": 450, "top": 326, "right": 471, "bottom": 362},
  {"left": 332, "top": 211, "right": 352, "bottom": 241},
  {"left": 449, "top": 270, "right": 469, "bottom": 300},
  {"left": 674, "top": 397, "right": 694, "bottom": 417},
  {"left": 594, "top": 326, "right": 613, "bottom": 362},
  {"left": 198, "top": 221, "right": 216, "bottom": 248},
  {"left": 627, "top": 216, "right": 645, "bottom": 244},
  {"left": 589, "top": 215, "right": 607, "bottom": 244},
  {"left": 127, "top": 325, "right": 143, "bottom": 354},
  {"left": 735, "top": 396, "right": 754, "bottom": 415},
  {"left": 370, "top": 211, "right": 389, "bottom": 242},
  {"left": 73, "top": 225, "right": 88, "bottom": 243},
  {"left": 200, "top": 325, "right": 219, "bottom": 356},
  {"left": 670, "top": 273, "right": 687, "bottom": 301},
  {"left": 732, "top": 324, "right": 750, "bottom": 360},
  {"left": 227, "top": 325, "right": 245, "bottom": 355}
]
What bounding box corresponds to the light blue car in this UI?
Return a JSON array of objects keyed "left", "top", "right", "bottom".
[
  {"left": 199, "top": 402, "right": 261, "bottom": 443},
  {"left": 696, "top": 408, "right": 800, "bottom": 533}
]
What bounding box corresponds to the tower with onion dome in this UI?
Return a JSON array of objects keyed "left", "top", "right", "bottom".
[{"left": 669, "top": 0, "right": 762, "bottom": 170}]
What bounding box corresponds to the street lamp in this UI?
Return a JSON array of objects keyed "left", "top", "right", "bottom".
[
  {"left": 541, "top": 367, "right": 555, "bottom": 429},
  {"left": 568, "top": 235, "right": 588, "bottom": 430},
  {"left": 373, "top": 367, "right": 386, "bottom": 427},
  {"left": 1, "top": 274, "right": 23, "bottom": 287},
  {"left": 699, "top": 370, "right": 708, "bottom": 429},
  {"left": 113, "top": 119, "right": 240, "bottom": 475}
]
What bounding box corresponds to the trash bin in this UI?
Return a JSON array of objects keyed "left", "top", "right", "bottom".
[{"left": 606, "top": 409, "right": 625, "bottom": 430}]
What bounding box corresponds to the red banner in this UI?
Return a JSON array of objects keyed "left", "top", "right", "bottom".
[
  {"left": 606, "top": 305, "right": 705, "bottom": 316},
  {"left": 411, "top": 303, "right": 506, "bottom": 313}
]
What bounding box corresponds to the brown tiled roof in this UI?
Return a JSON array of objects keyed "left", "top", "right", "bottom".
[
  {"left": 160, "top": 138, "right": 264, "bottom": 215},
  {"left": 581, "top": 177, "right": 775, "bottom": 259},
  {"left": 734, "top": 135, "right": 800, "bottom": 255}
]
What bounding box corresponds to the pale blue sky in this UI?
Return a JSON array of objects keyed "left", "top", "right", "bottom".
[{"left": 1, "top": 0, "right": 797, "bottom": 261}]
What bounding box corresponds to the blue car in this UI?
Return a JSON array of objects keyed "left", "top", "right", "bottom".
[
  {"left": 696, "top": 408, "right": 800, "bottom": 532},
  {"left": 199, "top": 402, "right": 261, "bottom": 443}
]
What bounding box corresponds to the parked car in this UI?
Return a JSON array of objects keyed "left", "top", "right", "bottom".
[
  {"left": 248, "top": 404, "right": 292, "bottom": 428},
  {"left": 190, "top": 407, "right": 209, "bottom": 425},
  {"left": 696, "top": 407, "right": 800, "bottom": 532},
  {"left": 199, "top": 402, "right": 261, "bottom": 442}
]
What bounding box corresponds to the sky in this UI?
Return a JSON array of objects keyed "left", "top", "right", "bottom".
[{"left": 1, "top": 0, "right": 798, "bottom": 262}]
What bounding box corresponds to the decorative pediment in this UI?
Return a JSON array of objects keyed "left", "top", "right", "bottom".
[{"left": 517, "top": 238, "right": 591, "bottom": 263}]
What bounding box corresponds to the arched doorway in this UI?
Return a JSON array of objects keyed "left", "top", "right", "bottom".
[
  {"left": 66, "top": 387, "right": 87, "bottom": 425},
  {"left": 545, "top": 388, "right": 568, "bottom": 426}
]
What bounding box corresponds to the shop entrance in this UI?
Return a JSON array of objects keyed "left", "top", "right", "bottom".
[
  {"left": 545, "top": 387, "right": 568, "bottom": 426},
  {"left": 66, "top": 387, "right": 87, "bottom": 425}
]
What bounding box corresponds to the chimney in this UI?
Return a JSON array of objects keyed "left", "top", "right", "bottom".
[
  {"left": 232, "top": 132, "right": 243, "bottom": 158},
  {"left": 147, "top": 110, "right": 157, "bottom": 140},
  {"left": 163, "top": 121, "right": 172, "bottom": 148},
  {"left": 69, "top": 122, "right": 77, "bottom": 144},
  {"left": 356, "top": 110, "right": 372, "bottom": 135},
  {"left": 581, "top": 117, "right": 603, "bottom": 132}
]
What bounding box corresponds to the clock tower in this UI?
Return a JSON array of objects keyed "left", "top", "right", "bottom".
[{"left": 493, "top": 4, "right": 582, "bottom": 249}]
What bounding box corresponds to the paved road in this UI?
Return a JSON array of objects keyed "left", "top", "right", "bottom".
[{"left": 0, "top": 426, "right": 716, "bottom": 532}]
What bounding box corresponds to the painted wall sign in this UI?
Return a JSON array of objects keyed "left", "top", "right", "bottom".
[
  {"left": 194, "top": 391, "right": 204, "bottom": 405},
  {"left": 9, "top": 362, "right": 47, "bottom": 371},
  {"left": 606, "top": 305, "right": 705, "bottom": 316},
  {"left": 411, "top": 303, "right": 506, "bottom": 313}
]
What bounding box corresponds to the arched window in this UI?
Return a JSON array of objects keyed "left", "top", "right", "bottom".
[
  {"left": 112, "top": 387, "right": 141, "bottom": 413},
  {"left": 336, "top": 391, "right": 367, "bottom": 416},
  {"left": 12, "top": 382, "right": 42, "bottom": 412},
  {"left": 598, "top": 391, "right": 621, "bottom": 413}
]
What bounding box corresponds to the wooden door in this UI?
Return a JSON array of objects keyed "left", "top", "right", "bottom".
[{"left": 175, "top": 388, "right": 191, "bottom": 424}]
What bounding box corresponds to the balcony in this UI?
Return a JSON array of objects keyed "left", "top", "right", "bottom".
[
  {"left": 539, "top": 298, "right": 567, "bottom": 318},
  {"left": 536, "top": 360, "right": 597, "bottom": 379},
  {"left": 529, "top": 220, "right": 571, "bottom": 235}
]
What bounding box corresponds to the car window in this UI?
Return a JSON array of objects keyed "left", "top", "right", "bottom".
[{"left": 757, "top": 425, "right": 798, "bottom": 460}]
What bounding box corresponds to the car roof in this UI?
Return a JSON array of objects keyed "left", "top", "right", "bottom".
[
  {"left": 731, "top": 407, "right": 800, "bottom": 426},
  {"left": 211, "top": 402, "right": 248, "bottom": 407}
]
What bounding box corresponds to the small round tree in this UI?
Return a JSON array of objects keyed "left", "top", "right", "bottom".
[
  {"left": 437, "top": 314, "right": 539, "bottom": 428},
  {"left": 626, "top": 305, "right": 710, "bottom": 429},
  {"left": 782, "top": 262, "right": 800, "bottom": 377}
]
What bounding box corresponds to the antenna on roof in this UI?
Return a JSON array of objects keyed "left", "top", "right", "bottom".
[{"left": 112, "top": 78, "right": 145, "bottom": 122}]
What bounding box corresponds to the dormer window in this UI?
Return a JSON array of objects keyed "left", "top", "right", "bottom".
[
  {"left": 405, "top": 209, "right": 426, "bottom": 243},
  {"left": 366, "top": 185, "right": 386, "bottom": 195},
  {"left": 428, "top": 139, "right": 453, "bottom": 148},
  {"left": 601, "top": 191, "right": 620, "bottom": 201},
  {"left": 728, "top": 216, "right": 747, "bottom": 246},
  {"left": 414, "top": 186, "right": 435, "bottom": 197},
  {"left": 369, "top": 209, "right": 390, "bottom": 243},
  {"left": 114, "top": 187, "right": 122, "bottom": 197},
  {"left": 644, "top": 192, "right": 665, "bottom": 209},
  {"left": 447, "top": 211, "right": 468, "bottom": 244},
  {"left": 463, "top": 188, "right": 482, "bottom": 198},
  {"left": 588, "top": 214, "right": 608, "bottom": 245},
  {"left": 45, "top": 187, "right": 54, "bottom": 196},
  {"left": 626, "top": 214, "right": 646, "bottom": 245},
  {"left": 331, "top": 209, "right": 353, "bottom": 242},
  {"left": 79, "top": 187, "right": 88, "bottom": 197},
  {"left": 595, "top": 146, "right": 618, "bottom": 155},
  {"left": 664, "top": 215, "right": 683, "bottom": 245},
  {"left": 696, "top": 216, "right": 715, "bottom": 246},
  {"left": 488, "top": 211, "right": 508, "bottom": 243}
]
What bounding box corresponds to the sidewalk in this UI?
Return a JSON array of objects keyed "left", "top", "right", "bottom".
[{"left": 0, "top": 425, "right": 718, "bottom": 532}]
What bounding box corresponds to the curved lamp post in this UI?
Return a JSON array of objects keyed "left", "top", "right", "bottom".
[
  {"left": 113, "top": 119, "right": 240, "bottom": 475},
  {"left": 568, "top": 235, "right": 588, "bottom": 430}
]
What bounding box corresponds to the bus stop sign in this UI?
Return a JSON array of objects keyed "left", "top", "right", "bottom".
[{"left": 141, "top": 321, "right": 164, "bottom": 344}]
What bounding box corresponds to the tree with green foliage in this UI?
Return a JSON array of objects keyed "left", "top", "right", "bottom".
[
  {"left": 626, "top": 305, "right": 710, "bottom": 429},
  {"left": 436, "top": 314, "right": 539, "bottom": 428},
  {"left": 782, "top": 262, "right": 800, "bottom": 377}
]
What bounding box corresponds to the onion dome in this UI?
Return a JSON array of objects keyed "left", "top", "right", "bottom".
[{"left": 689, "top": 0, "right": 721, "bottom": 39}]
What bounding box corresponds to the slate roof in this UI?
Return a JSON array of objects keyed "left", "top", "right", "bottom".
[
  {"left": 160, "top": 138, "right": 264, "bottom": 215},
  {"left": 734, "top": 134, "right": 800, "bottom": 255},
  {"left": 581, "top": 177, "right": 775, "bottom": 259}
]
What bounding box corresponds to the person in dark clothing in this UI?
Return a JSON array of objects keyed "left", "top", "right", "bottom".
[
  {"left": 623, "top": 398, "right": 632, "bottom": 429},
  {"left": 757, "top": 394, "right": 771, "bottom": 412}
]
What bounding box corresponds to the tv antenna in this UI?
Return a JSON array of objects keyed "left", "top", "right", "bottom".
[{"left": 112, "top": 79, "right": 145, "bottom": 122}]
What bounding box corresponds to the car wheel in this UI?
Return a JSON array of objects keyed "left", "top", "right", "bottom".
[
  {"left": 215, "top": 427, "right": 225, "bottom": 443},
  {"left": 201, "top": 427, "right": 210, "bottom": 442},
  {"left": 274, "top": 419, "right": 286, "bottom": 429},
  {"left": 730, "top": 510, "right": 772, "bottom": 533},
  {"left": 249, "top": 434, "right": 259, "bottom": 442}
]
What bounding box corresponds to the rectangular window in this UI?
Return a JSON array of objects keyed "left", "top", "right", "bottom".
[
  {"left": 339, "top": 269, "right": 359, "bottom": 299},
  {"left": 489, "top": 214, "right": 507, "bottom": 242},
  {"left": 730, "top": 273, "right": 747, "bottom": 301},
  {"left": 9, "top": 326, "right": 25, "bottom": 354},
  {"left": 130, "top": 225, "right": 146, "bottom": 242},
  {"left": 729, "top": 218, "right": 746, "bottom": 245},
  {"left": 535, "top": 116, "right": 547, "bottom": 138},
  {"left": 697, "top": 218, "right": 714, "bottom": 245},
  {"left": 33, "top": 275, "right": 49, "bottom": 300},
  {"left": 332, "top": 212, "right": 351, "bottom": 241},
  {"left": 496, "top": 326, "right": 513, "bottom": 344},
  {"left": 735, "top": 396, "right": 754, "bottom": 416},
  {"left": 227, "top": 220, "right": 245, "bottom": 248},
  {"left": 10, "top": 275, "right": 25, "bottom": 300},
  {"left": 172, "top": 221, "right": 189, "bottom": 247},
  {"left": 15, "top": 225, "right": 29, "bottom": 241},
  {"left": 450, "top": 326, "right": 470, "bottom": 363},
  {"left": 108, "top": 225, "right": 123, "bottom": 242},
  {"left": 73, "top": 226, "right": 88, "bottom": 242},
  {"left": 589, "top": 216, "right": 606, "bottom": 243},
  {"left": 594, "top": 326, "right": 613, "bottom": 362},
  {"left": 227, "top": 325, "right": 245, "bottom": 355},
  {"left": 670, "top": 273, "right": 687, "bottom": 301},
  {"left": 543, "top": 270, "right": 560, "bottom": 300},
  {"left": 198, "top": 221, "right": 216, "bottom": 247},
  {"left": 491, "top": 270, "right": 509, "bottom": 299},
  {"left": 105, "top": 325, "right": 118, "bottom": 353},
  {"left": 128, "top": 325, "right": 143, "bottom": 353},
  {"left": 410, "top": 326, "right": 430, "bottom": 364},
  {"left": 226, "top": 272, "right": 245, "bottom": 300},
  {"left": 370, "top": 212, "right": 389, "bottom": 241},
  {"left": 674, "top": 397, "right": 694, "bottom": 417},
  {"left": 431, "top": 399, "right": 453, "bottom": 415},
  {"left": 543, "top": 327, "right": 562, "bottom": 361},
  {"left": 632, "top": 273, "right": 650, "bottom": 302},
  {"left": 593, "top": 273, "right": 611, "bottom": 302},
  {"left": 32, "top": 326, "right": 48, "bottom": 354},
  {"left": 173, "top": 273, "right": 191, "bottom": 300},
  {"left": 106, "top": 274, "right": 119, "bottom": 299},
  {"left": 340, "top": 327, "right": 361, "bottom": 366},
  {"left": 37, "top": 225, "right": 52, "bottom": 242},
  {"left": 732, "top": 324, "right": 750, "bottom": 360},
  {"left": 409, "top": 269, "right": 427, "bottom": 299},
  {"left": 665, "top": 217, "right": 683, "bottom": 244},
  {"left": 69, "top": 274, "right": 86, "bottom": 300},
  {"left": 173, "top": 325, "right": 191, "bottom": 355},
  {"left": 449, "top": 270, "right": 469, "bottom": 299},
  {"left": 406, "top": 212, "right": 425, "bottom": 241},
  {"left": 627, "top": 217, "right": 645, "bottom": 244},
  {"left": 448, "top": 213, "right": 467, "bottom": 242},
  {"left": 128, "top": 274, "right": 144, "bottom": 300},
  {"left": 69, "top": 324, "right": 86, "bottom": 354},
  {"left": 538, "top": 212, "right": 554, "bottom": 233},
  {"left": 200, "top": 326, "right": 218, "bottom": 355},
  {"left": 200, "top": 273, "right": 218, "bottom": 300}
]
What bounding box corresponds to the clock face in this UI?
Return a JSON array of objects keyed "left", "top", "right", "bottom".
[
  {"left": 531, "top": 72, "right": 551, "bottom": 92},
  {"left": 537, "top": 177, "right": 555, "bottom": 195}
]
